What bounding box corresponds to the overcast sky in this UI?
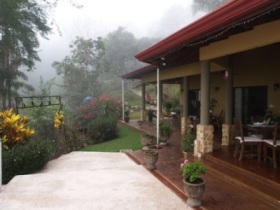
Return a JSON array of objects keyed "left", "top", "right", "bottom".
[{"left": 29, "top": 0, "right": 204, "bottom": 91}]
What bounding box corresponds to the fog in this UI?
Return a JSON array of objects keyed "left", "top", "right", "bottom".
[{"left": 27, "top": 0, "right": 204, "bottom": 92}]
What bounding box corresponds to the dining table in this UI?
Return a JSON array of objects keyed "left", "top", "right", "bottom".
[{"left": 245, "top": 122, "right": 275, "bottom": 139}]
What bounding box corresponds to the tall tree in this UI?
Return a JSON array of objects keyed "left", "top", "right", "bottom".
[
  {"left": 192, "top": 0, "right": 229, "bottom": 14},
  {"left": 53, "top": 37, "right": 106, "bottom": 108},
  {"left": 104, "top": 27, "right": 140, "bottom": 77},
  {"left": 0, "top": 0, "right": 52, "bottom": 109}
]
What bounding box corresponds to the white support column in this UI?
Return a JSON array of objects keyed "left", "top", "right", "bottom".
[
  {"left": 141, "top": 83, "right": 146, "bottom": 121},
  {"left": 156, "top": 67, "right": 160, "bottom": 147},
  {"left": 225, "top": 69, "right": 233, "bottom": 124},
  {"left": 122, "top": 79, "right": 124, "bottom": 122},
  {"left": 182, "top": 76, "right": 189, "bottom": 135},
  {"left": 200, "top": 60, "right": 210, "bottom": 125}
]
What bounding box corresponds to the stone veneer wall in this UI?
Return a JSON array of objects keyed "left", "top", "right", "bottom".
[
  {"left": 194, "top": 124, "right": 214, "bottom": 156},
  {"left": 181, "top": 116, "right": 187, "bottom": 136},
  {"left": 222, "top": 124, "right": 235, "bottom": 146}
]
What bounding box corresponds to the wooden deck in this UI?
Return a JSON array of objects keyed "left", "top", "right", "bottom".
[{"left": 125, "top": 119, "right": 280, "bottom": 210}]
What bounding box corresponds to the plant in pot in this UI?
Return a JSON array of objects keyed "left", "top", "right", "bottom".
[
  {"left": 147, "top": 109, "right": 154, "bottom": 122},
  {"left": 140, "top": 133, "right": 156, "bottom": 149},
  {"left": 182, "top": 124, "right": 195, "bottom": 159},
  {"left": 159, "top": 120, "right": 173, "bottom": 145},
  {"left": 180, "top": 159, "right": 206, "bottom": 207},
  {"left": 124, "top": 107, "right": 130, "bottom": 123}
]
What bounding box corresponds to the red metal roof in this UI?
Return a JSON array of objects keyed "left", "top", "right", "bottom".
[{"left": 135, "top": 0, "right": 278, "bottom": 62}]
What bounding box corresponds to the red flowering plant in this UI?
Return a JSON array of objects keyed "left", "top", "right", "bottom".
[{"left": 79, "top": 95, "right": 122, "bottom": 126}]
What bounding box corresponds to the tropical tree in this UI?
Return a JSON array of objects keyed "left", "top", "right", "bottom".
[
  {"left": 0, "top": 0, "right": 52, "bottom": 110},
  {"left": 0, "top": 0, "right": 81, "bottom": 110},
  {"left": 192, "top": 0, "right": 229, "bottom": 14},
  {"left": 52, "top": 37, "right": 106, "bottom": 108},
  {"left": 102, "top": 27, "right": 158, "bottom": 93},
  {"left": 104, "top": 27, "right": 141, "bottom": 78}
]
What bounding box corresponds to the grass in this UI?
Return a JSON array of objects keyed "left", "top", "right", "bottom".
[
  {"left": 130, "top": 110, "right": 141, "bottom": 120},
  {"left": 80, "top": 122, "right": 144, "bottom": 152}
]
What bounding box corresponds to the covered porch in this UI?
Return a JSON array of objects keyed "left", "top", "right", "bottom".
[
  {"left": 124, "top": 119, "right": 280, "bottom": 209},
  {"left": 122, "top": 1, "right": 280, "bottom": 158}
]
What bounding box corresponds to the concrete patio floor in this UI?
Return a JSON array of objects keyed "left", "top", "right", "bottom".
[{"left": 0, "top": 152, "right": 191, "bottom": 210}]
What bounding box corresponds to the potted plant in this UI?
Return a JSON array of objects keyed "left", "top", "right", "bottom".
[
  {"left": 159, "top": 120, "right": 173, "bottom": 145},
  {"left": 210, "top": 97, "right": 218, "bottom": 113},
  {"left": 180, "top": 159, "right": 206, "bottom": 207},
  {"left": 140, "top": 133, "right": 155, "bottom": 149},
  {"left": 143, "top": 149, "right": 159, "bottom": 170},
  {"left": 182, "top": 125, "right": 195, "bottom": 159},
  {"left": 147, "top": 109, "right": 154, "bottom": 122},
  {"left": 124, "top": 107, "right": 130, "bottom": 123}
]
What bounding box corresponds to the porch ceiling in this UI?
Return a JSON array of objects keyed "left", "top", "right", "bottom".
[{"left": 121, "top": 64, "right": 157, "bottom": 80}]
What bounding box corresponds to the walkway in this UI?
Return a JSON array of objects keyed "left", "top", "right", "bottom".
[{"left": 0, "top": 152, "right": 190, "bottom": 210}]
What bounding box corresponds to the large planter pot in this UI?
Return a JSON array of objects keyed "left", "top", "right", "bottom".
[
  {"left": 124, "top": 116, "right": 129, "bottom": 123},
  {"left": 140, "top": 135, "right": 154, "bottom": 147},
  {"left": 160, "top": 133, "right": 171, "bottom": 146},
  {"left": 183, "top": 151, "right": 188, "bottom": 160},
  {"left": 183, "top": 178, "right": 205, "bottom": 207},
  {"left": 143, "top": 150, "right": 159, "bottom": 170}
]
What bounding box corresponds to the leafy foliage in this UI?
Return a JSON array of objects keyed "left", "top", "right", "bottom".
[
  {"left": 0, "top": 109, "right": 35, "bottom": 148},
  {"left": 182, "top": 125, "right": 195, "bottom": 152},
  {"left": 87, "top": 116, "right": 118, "bottom": 144},
  {"left": 2, "top": 138, "right": 54, "bottom": 184},
  {"left": 0, "top": 0, "right": 52, "bottom": 109},
  {"left": 53, "top": 37, "right": 107, "bottom": 108},
  {"left": 79, "top": 95, "right": 121, "bottom": 127},
  {"left": 159, "top": 120, "right": 173, "bottom": 137},
  {"left": 181, "top": 160, "right": 206, "bottom": 183}
]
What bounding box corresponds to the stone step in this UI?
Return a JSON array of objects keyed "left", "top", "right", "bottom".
[{"left": 203, "top": 154, "right": 280, "bottom": 209}]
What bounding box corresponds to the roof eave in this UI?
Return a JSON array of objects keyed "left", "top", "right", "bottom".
[{"left": 135, "top": 0, "right": 276, "bottom": 62}]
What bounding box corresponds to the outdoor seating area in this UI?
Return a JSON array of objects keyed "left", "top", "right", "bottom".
[{"left": 241, "top": 121, "right": 280, "bottom": 168}]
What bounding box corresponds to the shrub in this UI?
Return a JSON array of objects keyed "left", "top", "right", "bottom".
[
  {"left": 182, "top": 125, "right": 195, "bottom": 152},
  {"left": 87, "top": 117, "right": 118, "bottom": 143},
  {"left": 180, "top": 159, "right": 206, "bottom": 183},
  {"left": 80, "top": 95, "right": 122, "bottom": 127},
  {"left": 20, "top": 106, "right": 58, "bottom": 143},
  {"left": 0, "top": 109, "right": 35, "bottom": 148},
  {"left": 2, "top": 139, "right": 54, "bottom": 184}
]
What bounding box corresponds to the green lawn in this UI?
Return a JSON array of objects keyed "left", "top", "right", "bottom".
[{"left": 80, "top": 123, "right": 143, "bottom": 152}]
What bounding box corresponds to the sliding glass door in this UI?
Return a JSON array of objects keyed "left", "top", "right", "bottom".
[{"left": 234, "top": 86, "right": 267, "bottom": 123}]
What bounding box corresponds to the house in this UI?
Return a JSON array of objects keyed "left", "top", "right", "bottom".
[{"left": 122, "top": 0, "right": 280, "bottom": 157}]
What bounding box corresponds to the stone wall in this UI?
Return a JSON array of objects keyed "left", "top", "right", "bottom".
[
  {"left": 222, "top": 124, "right": 235, "bottom": 146},
  {"left": 194, "top": 124, "right": 214, "bottom": 156}
]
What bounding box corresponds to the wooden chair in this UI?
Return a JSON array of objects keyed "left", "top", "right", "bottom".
[
  {"left": 233, "top": 119, "right": 263, "bottom": 161},
  {"left": 263, "top": 123, "right": 280, "bottom": 168}
]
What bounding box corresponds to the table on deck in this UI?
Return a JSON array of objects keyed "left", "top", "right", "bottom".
[{"left": 245, "top": 123, "right": 275, "bottom": 139}]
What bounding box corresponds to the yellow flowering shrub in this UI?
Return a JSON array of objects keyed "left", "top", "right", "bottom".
[
  {"left": 54, "top": 111, "right": 64, "bottom": 129},
  {"left": 0, "top": 109, "right": 35, "bottom": 147}
]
